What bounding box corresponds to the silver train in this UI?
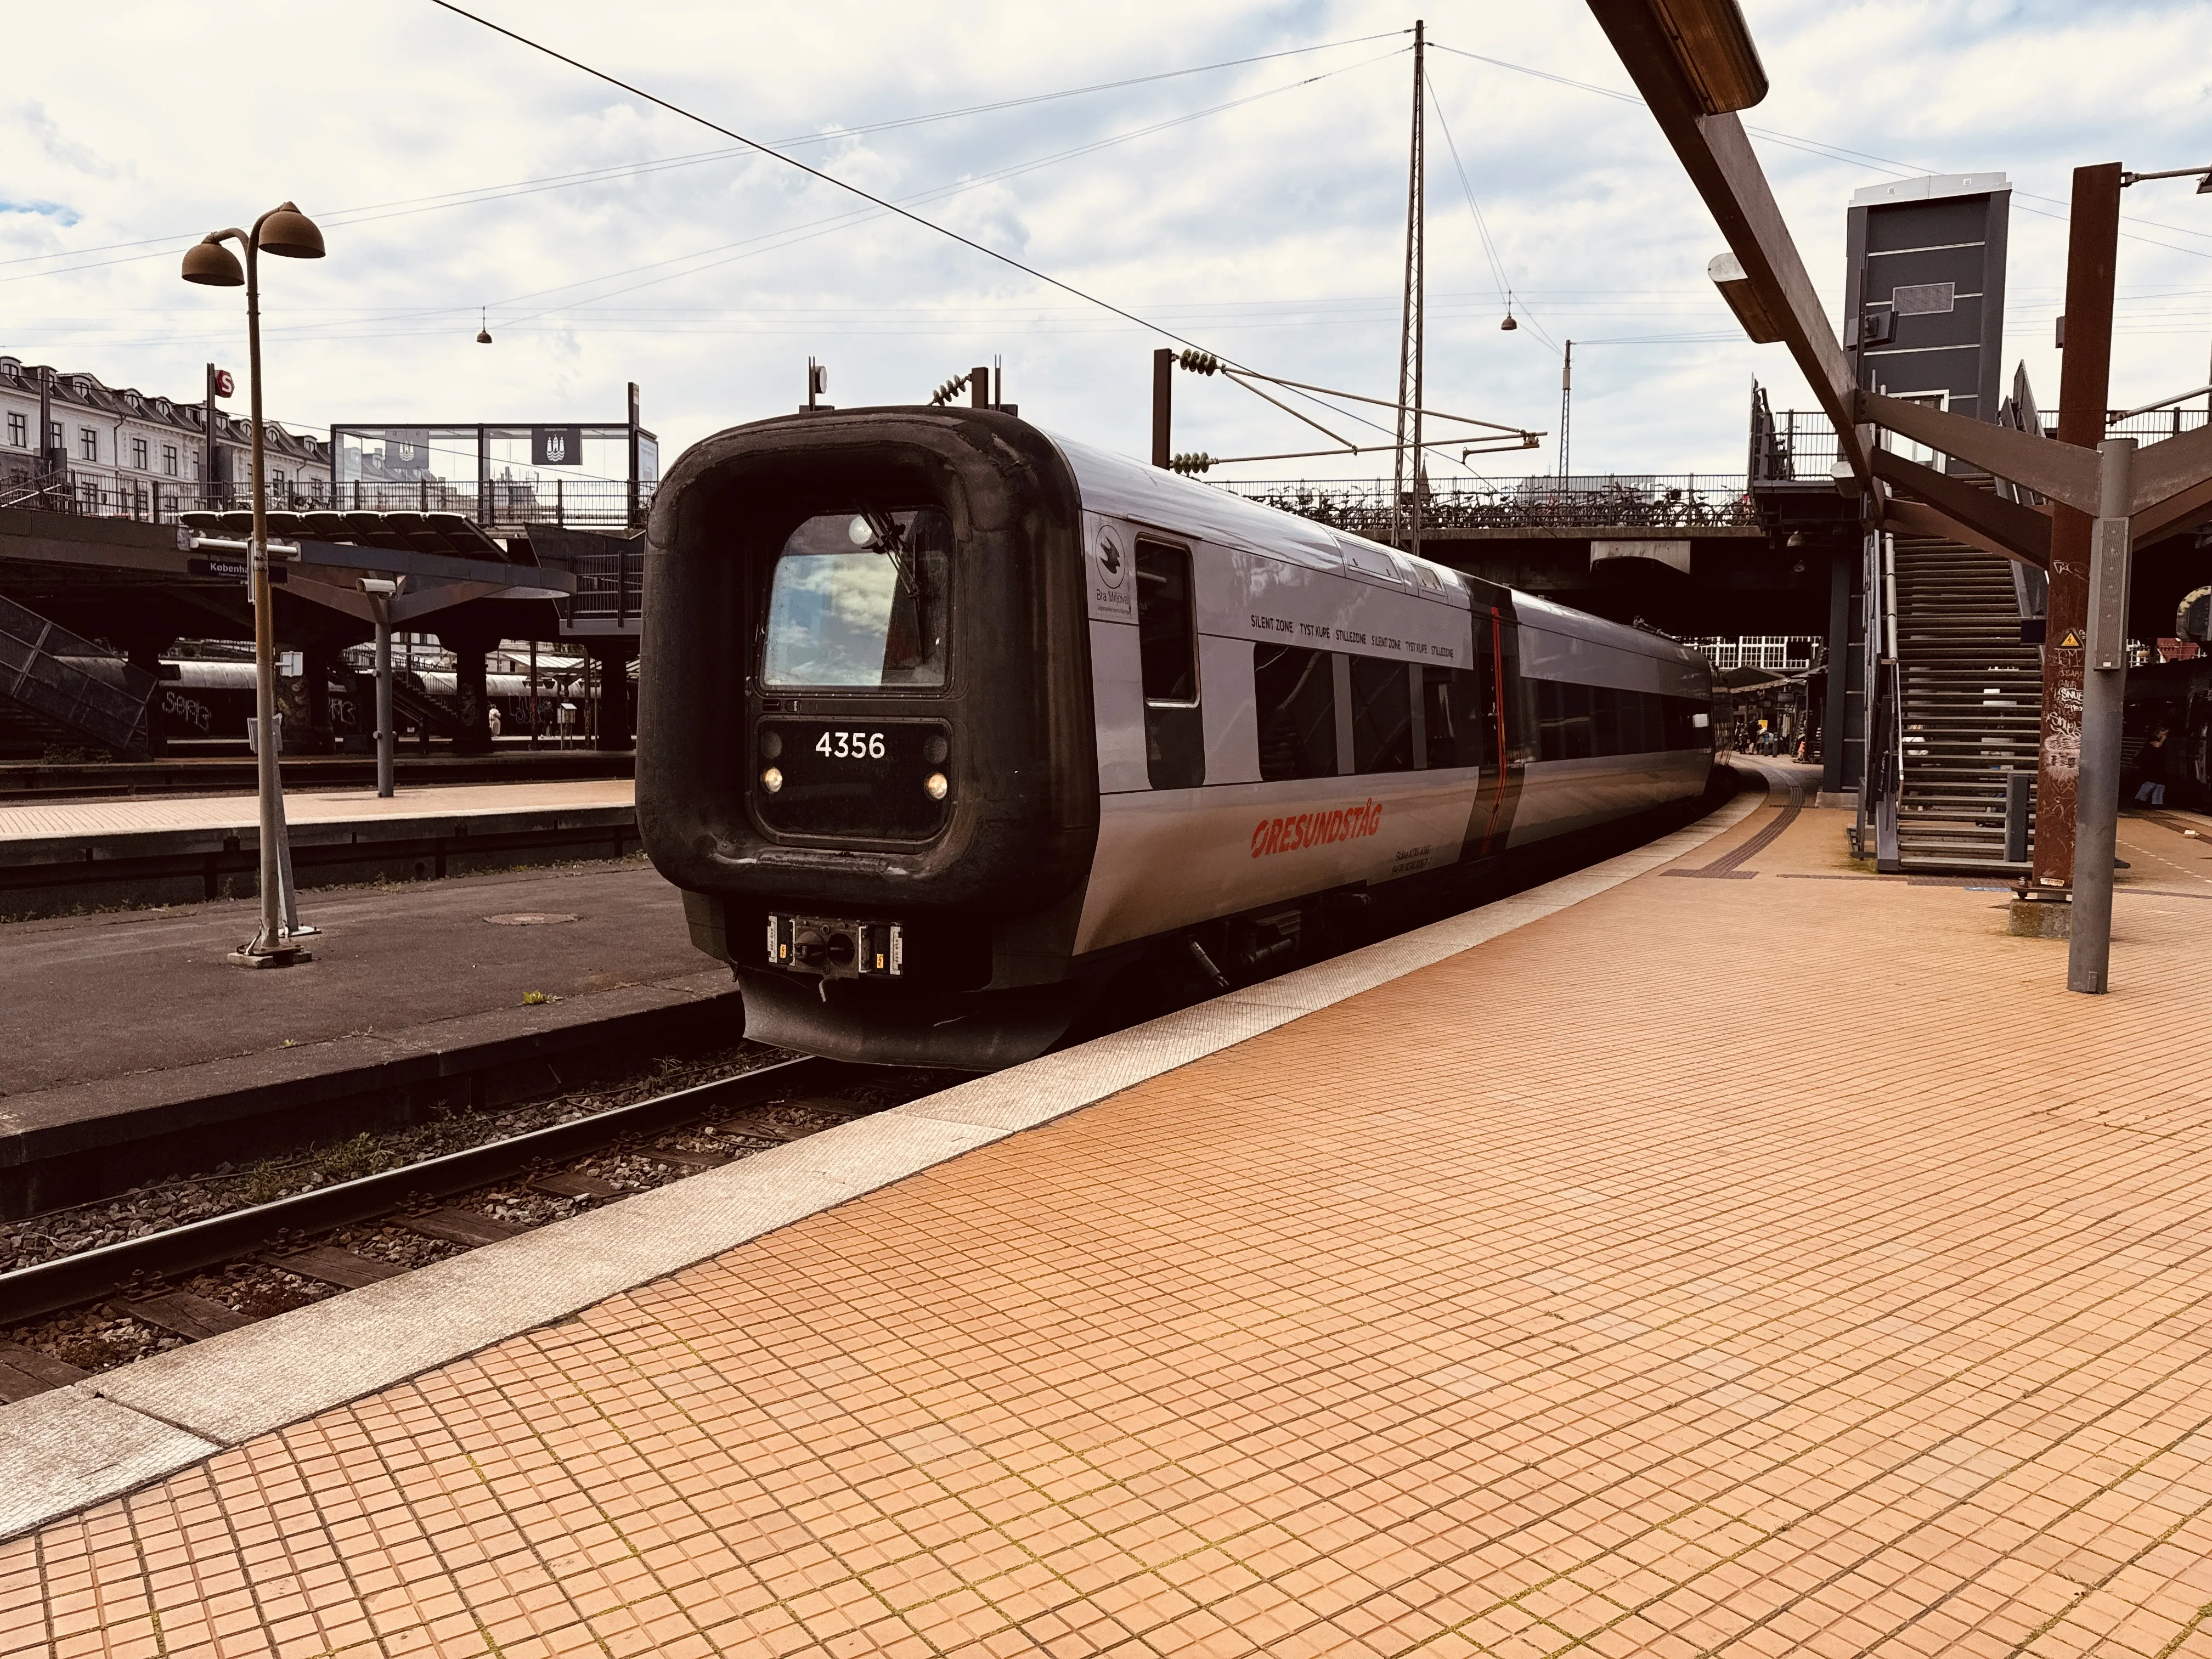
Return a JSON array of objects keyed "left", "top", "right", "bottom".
[
  {"left": 638, "top": 408, "right": 1719, "bottom": 1068},
  {"left": 155, "top": 660, "right": 546, "bottom": 741}
]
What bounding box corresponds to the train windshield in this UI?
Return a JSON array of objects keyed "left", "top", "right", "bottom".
[{"left": 761, "top": 508, "right": 951, "bottom": 689}]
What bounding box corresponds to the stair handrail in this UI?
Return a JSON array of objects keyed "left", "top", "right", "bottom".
[{"left": 1854, "top": 654, "right": 1905, "bottom": 868}]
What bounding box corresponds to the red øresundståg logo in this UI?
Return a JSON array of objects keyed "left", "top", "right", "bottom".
[{"left": 1250, "top": 800, "right": 1383, "bottom": 857}]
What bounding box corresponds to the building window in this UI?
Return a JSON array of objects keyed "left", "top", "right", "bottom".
[
  {"left": 78, "top": 427, "right": 98, "bottom": 461},
  {"left": 191, "top": 454, "right": 203, "bottom": 482},
  {"left": 47, "top": 421, "right": 63, "bottom": 450},
  {"left": 131, "top": 437, "right": 149, "bottom": 470},
  {"left": 5, "top": 414, "right": 22, "bottom": 448},
  {"left": 162, "top": 445, "right": 178, "bottom": 476}
]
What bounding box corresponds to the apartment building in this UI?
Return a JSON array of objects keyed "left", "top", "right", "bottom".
[{"left": 0, "top": 356, "right": 329, "bottom": 512}]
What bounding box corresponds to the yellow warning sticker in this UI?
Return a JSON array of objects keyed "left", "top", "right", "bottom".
[{"left": 2058, "top": 629, "right": 2083, "bottom": 647}]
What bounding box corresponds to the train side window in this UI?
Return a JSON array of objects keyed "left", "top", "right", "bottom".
[
  {"left": 1135, "top": 540, "right": 1197, "bottom": 704},
  {"left": 1136, "top": 539, "right": 1203, "bottom": 789},
  {"left": 1254, "top": 644, "right": 1338, "bottom": 781},
  {"left": 1617, "top": 689, "right": 1644, "bottom": 753},
  {"left": 1533, "top": 679, "right": 1596, "bottom": 761},
  {"left": 1665, "top": 693, "right": 1708, "bottom": 749},
  {"left": 1533, "top": 679, "right": 1560, "bottom": 760},
  {"left": 1422, "top": 666, "right": 1483, "bottom": 768},
  {"left": 1592, "top": 685, "right": 1622, "bottom": 756},
  {"left": 1348, "top": 655, "right": 1414, "bottom": 772}
]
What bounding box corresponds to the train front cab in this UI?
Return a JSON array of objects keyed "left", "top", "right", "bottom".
[{"left": 636, "top": 407, "right": 1102, "bottom": 1069}]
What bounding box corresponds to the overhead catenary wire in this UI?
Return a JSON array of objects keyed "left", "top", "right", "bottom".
[
  {"left": 0, "top": 28, "right": 1412, "bottom": 283},
  {"left": 421, "top": 0, "right": 1379, "bottom": 371},
  {"left": 1427, "top": 38, "right": 2212, "bottom": 262},
  {"left": 414, "top": 3, "right": 1477, "bottom": 461},
  {"left": 86, "top": 42, "right": 1404, "bottom": 360},
  {"left": 1424, "top": 66, "right": 1561, "bottom": 354},
  {"left": 484, "top": 46, "right": 1409, "bottom": 340}
]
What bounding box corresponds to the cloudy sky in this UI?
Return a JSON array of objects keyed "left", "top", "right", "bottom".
[{"left": 5, "top": 1, "right": 2210, "bottom": 489}]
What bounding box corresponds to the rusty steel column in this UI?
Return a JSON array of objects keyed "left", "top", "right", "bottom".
[
  {"left": 1151, "top": 348, "right": 1172, "bottom": 469},
  {"left": 2027, "top": 162, "right": 2122, "bottom": 894}
]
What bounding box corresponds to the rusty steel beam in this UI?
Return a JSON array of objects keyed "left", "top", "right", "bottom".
[
  {"left": 1857, "top": 391, "right": 2100, "bottom": 514},
  {"left": 2128, "top": 417, "right": 2212, "bottom": 516},
  {"left": 2129, "top": 471, "right": 2212, "bottom": 546},
  {"left": 1871, "top": 448, "right": 2052, "bottom": 567},
  {"left": 1585, "top": 0, "right": 1871, "bottom": 484},
  {"left": 2030, "top": 162, "right": 2123, "bottom": 897}
]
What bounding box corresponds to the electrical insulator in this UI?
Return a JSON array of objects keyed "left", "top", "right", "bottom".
[
  {"left": 1177, "top": 349, "right": 1222, "bottom": 376},
  {"left": 928, "top": 373, "right": 971, "bottom": 407},
  {"left": 1170, "top": 452, "right": 1214, "bottom": 475}
]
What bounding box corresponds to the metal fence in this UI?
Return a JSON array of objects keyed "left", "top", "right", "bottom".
[
  {"left": 0, "top": 471, "right": 654, "bottom": 532},
  {"left": 2047, "top": 407, "right": 2210, "bottom": 445},
  {"left": 530, "top": 528, "right": 644, "bottom": 626},
  {"left": 1690, "top": 635, "right": 1822, "bottom": 671},
  {"left": 335, "top": 476, "right": 648, "bottom": 531},
  {"left": 1221, "top": 476, "right": 1758, "bottom": 539},
  {"left": 1753, "top": 405, "right": 2211, "bottom": 486},
  {"left": 0, "top": 476, "right": 314, "bottom": 524},
  {"left": 1751, "top": 410, "right": 1842, "bottom": 482}
]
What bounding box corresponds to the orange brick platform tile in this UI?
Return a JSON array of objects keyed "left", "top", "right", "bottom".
[{"left": 8, "top": 802, "right": 2212, "bottom": 1658}]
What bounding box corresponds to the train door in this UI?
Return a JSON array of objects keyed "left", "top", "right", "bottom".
[
  {"left": 1466, "top": 604, "right": 1526, "bottom": 855},
  {"left": 1135, "top": 538, "right": 1204, "bottom": 789}
]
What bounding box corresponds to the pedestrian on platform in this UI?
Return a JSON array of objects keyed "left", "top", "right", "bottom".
[{"left": 2132, "top": 726, "right": 2172, "bottom": 808}]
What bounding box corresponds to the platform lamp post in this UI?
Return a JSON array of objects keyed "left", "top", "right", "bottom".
[{"left": 180, "top": 202, "right": 325, "bottom": 968}]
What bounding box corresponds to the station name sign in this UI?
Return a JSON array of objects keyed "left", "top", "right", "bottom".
[{"left": 187, "top": 555, "right": 286, "bottom": 584}]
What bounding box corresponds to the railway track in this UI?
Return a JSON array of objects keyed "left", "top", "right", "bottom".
[{"left": 0, "top": 1054, "right": 951, "bottom": 1397}]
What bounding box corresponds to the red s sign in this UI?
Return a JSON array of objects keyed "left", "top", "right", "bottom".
[{"left": 213, "top": 370, "right": 235, "bottom": 398}]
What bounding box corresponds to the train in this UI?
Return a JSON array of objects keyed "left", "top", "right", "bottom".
[
  {"left": 637, "top": 407, "right": 1722, "bottom": 1070},
  {"left": 154, "top": 660, "right": 563, "bottom": 744}
]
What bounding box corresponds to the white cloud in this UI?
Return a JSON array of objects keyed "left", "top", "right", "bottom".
[{"left": 3, "top": 0, "right": 2208, "bottom": 483}]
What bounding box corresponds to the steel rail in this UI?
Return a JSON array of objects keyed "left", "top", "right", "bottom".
[{"left": 0, "top": 1054, "right": 849, "bottom": 1328}]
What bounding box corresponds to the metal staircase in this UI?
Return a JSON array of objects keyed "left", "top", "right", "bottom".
[
  {"left": 391, "top": 674, "right": 470, "bottom": 742},
  {"left": 1889, "top": 533, "right": 2042, "bottom": 872},
  {"left": 0, "top": 593, "right": 157, "bottom": 759}
]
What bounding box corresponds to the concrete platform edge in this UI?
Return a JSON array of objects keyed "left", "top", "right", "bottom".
[
  {"left": 0, "top": 779, "right": 1774, "bottom": 1541},
  {"left": 0, "top": 967, "right": 739, "bottom": 1169}
]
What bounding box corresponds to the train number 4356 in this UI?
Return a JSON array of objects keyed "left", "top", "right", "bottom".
[{"left": 816, "top": 730, "right": 887, "bottom": 760}]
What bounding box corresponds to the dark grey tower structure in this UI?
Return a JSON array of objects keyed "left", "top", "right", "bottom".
[{"left": 1843, "top": 172, "right": 2011, "bottom": 430}]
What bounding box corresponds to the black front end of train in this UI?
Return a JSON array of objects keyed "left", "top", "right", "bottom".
[{"left": 637, "top": 408, "right": 1098, "bottom": 1069}]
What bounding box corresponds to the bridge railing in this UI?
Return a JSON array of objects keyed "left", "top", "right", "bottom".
[
  {"left": 1752, "top": 404, "right": 2211, "bottom": 486},
  {"left": 335, "top": 477, "right": 648, "bottom": 531},
  {"left": 1220, "top": 476, "right": 1757, "bottom": 538},
  {"left": 0, "top": 477, "right": 338, "bottom": 524},
  {"left": 0, "top": 473, "right": 656, "bottom": 532}
]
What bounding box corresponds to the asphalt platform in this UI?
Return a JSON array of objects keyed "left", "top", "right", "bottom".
[{"left": 0, "top": 859, "right": 732, "bottom": 1212}]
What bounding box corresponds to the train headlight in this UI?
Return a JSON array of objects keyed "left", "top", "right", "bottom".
[
  {"left": 762, "top": 766, "right": 784, "bottom": 793},
  {"left": 924, "top": 771, "right": 948, "bottom": 801}
]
